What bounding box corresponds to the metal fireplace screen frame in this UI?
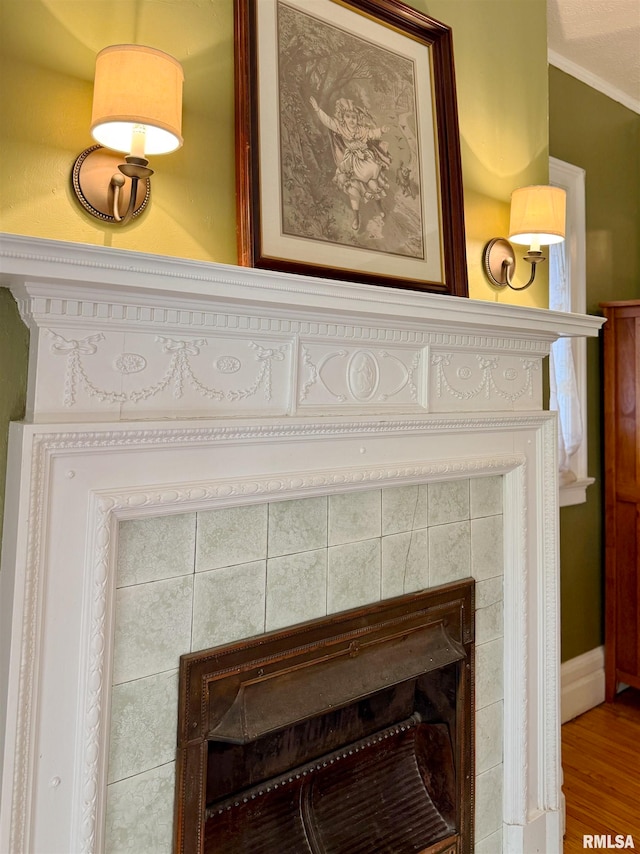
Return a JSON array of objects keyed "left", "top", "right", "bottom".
[{"left": 174, "top": 579, "right": 474, "bottom": 854}]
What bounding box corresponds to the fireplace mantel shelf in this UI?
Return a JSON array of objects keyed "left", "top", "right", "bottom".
[
  {"left": 0, "top": 234, "right": 603, "bottom": 426},
  {"left": 1, "top": 233, "right": 601, "bottom": 337}
]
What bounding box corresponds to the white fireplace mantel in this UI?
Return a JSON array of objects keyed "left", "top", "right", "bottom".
[
  {"left": 0, "top": 234, "right": 604, "bottom": 854},
  {"left": 0, "top": 234, "right": 602, "bottom": 425}
]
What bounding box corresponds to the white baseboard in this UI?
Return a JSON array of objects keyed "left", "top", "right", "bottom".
[{"left": 561, "top": 645, "right": 605, "bottom": 724}]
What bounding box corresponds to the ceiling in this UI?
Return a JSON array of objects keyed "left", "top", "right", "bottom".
[{"left": 547, "top": 0, "right": 640, "bottom": 112}]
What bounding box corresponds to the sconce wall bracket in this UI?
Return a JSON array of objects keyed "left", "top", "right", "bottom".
[
  {"left": 72, "top": 145, "right": 151, "bottom": 224},
  {"left": 483, "top": 237, "right": 516, "bottom": 287},
  {"left": 483, "top": 237, "right": 545, "bottom": 291}
]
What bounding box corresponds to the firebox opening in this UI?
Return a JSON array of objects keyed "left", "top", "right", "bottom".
[
  {"left": 206, "top": 666, "right": 457, "bottom": 814},
  {"left": 204, "top": 667, "right": 459, "bottom": 853},
  {"left": 175, "top": 580, "right": 474, "bottom": 854}
]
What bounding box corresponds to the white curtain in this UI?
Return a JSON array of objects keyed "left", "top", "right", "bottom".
[{"left": 549, "top": 242, "right": 583, "bottom": 481}]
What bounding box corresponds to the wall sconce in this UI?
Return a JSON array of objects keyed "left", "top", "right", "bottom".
[
  {"left": 483, "top": 185, "right": 566, "bottom": 291},
  {"left": 72, "top": 45, "right": 184, "bottom": 225}
]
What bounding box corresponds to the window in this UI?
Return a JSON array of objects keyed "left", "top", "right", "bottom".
[{"left": 549, "top": 157, "right": 593, "bottom": 506}]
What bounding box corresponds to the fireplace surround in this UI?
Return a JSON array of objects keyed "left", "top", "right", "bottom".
[
  {"left": 109, "top": 474, "right": 497, "bottom": 853},
  {"left": 0, "top": 234, "right": 604, "bottom": 853}
]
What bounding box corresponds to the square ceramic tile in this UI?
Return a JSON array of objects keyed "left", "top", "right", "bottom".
[
  {"left": 476, "top": 600, "right": 504, "bottom": 645},
  {"left": 328, "top": 490, "right": 381, "bottom": 546},
  {"left": 428, "top": 521, "right": 471, "bottom": 587},
  {"left": 382, "top": 529, "right": 429, "bottom": 597},
  {"left": 475, "top": 638, "right": 504, "bottom": 710},
  {"left": 266, "top": 549, "right": 327, "bottom": 631},
  {"left": 427, "top": 479, "right": 469, "bottom": 527},
  {"left": 381, "top": 485, "right": 427, "bottom": 535},
  {"left": 105, "top": 762, "right": 175, "bottom": 854},
  {"left": 192, "top": 560, "right": 266, "bottom": 651},
  {"left": 108, "top": 670, "right": 179, "bottom": 784},
  {"left": 471, "top": 515, "right": 504, "bottom": 581},
  {"left": 327, "top": 538, "right": 381, "bottom": 613},
  {"left": 475, "top": 828, "right": 502, "bottom": 854},
  {"left": 268, "top": 496, "right": 327, "bottom": 557},
  {"left": 195, "top": 503, "right": 267, "bottom": 571},
  {"left": 475, "top": 700, "right": 503, "bottom": 774},
  {"left": 113, "top": 576, "right": 193, "bottom": 684},
  {"left": 476, "top": 576, "right": 504, "bottom": 609},
  {"left": 475, "top": 762, "right": 503, "bottom": 842},
  {"left": 470, "top": 475, "right": 503, "bottom": 518},
  {"left": 117, "top": 513, "right": 196, "bottom": 588}
]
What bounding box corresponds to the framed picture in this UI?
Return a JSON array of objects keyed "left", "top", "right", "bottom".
[{"left": 234, "top": 0, "right": 468, "bottom": 297}]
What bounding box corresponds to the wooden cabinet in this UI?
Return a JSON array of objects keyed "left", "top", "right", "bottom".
[{"left": 602, "top": 300, "right": 640, "bottom": 701}]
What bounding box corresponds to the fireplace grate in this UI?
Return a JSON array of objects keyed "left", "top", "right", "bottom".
[{"left": 205, "top": 713, "right": 453, "bottom": 853}]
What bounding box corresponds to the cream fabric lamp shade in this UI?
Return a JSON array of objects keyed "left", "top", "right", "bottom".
[
  {"left": 90, "top": 45, "right": 184, "bottom": 156},
  {"left": 508, "top": 185, "right": 566, "bottom": 246}
]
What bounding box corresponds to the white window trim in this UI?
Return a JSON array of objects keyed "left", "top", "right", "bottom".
[{"left": 550, "top": 156, "right": 594, "bottom": 507}]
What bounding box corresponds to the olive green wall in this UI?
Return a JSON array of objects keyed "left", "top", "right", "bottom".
[
  {"left": 549, "top": 67, "right": 640, "bottom": 662},
  {"left": 0, "top": 291, "right": 28, "bottom": 545}
]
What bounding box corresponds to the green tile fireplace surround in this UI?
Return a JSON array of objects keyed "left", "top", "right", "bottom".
[{"left": 108, "top": 479, "right": 504, "bottom": 852}]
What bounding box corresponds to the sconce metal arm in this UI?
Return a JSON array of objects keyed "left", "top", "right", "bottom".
[
  {"left": 72, "top": 145, "right": 152, "bottom": 224},
  {"left": 111, "top": 156, "right": 154, "bottom": 225}
]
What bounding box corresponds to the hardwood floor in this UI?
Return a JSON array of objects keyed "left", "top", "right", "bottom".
[{"left": 562, "top": 688, "right": 640, "bottom": 853}]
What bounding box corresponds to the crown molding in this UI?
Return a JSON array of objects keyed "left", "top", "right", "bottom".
[{"left": 549, "top": 50, "right": 640, "bottom": 114}]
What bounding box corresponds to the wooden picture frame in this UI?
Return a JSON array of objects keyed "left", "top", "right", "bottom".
[{"left": 234, "top": 0, "right": 468, "bottom": 297}]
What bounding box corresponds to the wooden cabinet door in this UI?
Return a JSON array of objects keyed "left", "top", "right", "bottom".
[{"left": 602, "top": 301, "right": 640, "bottom": 700}]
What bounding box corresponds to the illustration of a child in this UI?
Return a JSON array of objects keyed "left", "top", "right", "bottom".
[{"left": 309, "top": 96, "right": 391, "bottom": 231}]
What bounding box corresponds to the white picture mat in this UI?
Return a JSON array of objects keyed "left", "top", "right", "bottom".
[{"left": 256, "top": 0, "right": 443, "bottom": 285}]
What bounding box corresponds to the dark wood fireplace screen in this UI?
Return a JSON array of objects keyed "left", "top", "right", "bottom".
[{"left": 174, "top": 579, "right": 474, "bottom": 854}]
